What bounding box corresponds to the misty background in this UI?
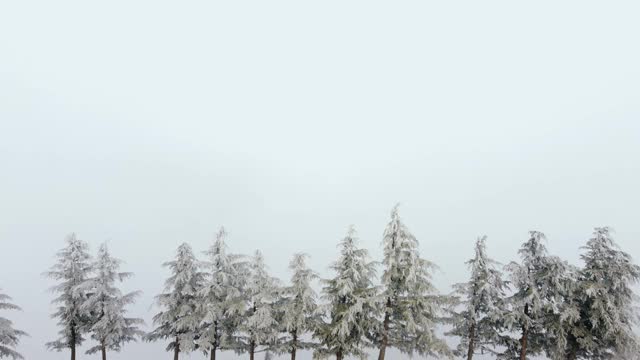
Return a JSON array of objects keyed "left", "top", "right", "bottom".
[{"left": 1, "top": 1, "right": 639, "bottom": 359}]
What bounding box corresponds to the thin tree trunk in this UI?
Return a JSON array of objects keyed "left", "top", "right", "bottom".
[
  {"left": 566, "top": 334, "right": 577, "bottom": 360},
  {"left": 467, "top": 285, "right": 479, "bottom": 360},
  {"left": 467, "top": 321, "right": 475, "bottom": 360},
  {"left": 378, "top": 298, "right": 392, "bottom": 360},
  {"left": 174, "top": 336, "right": 180, "bottom": 360},
  {"left": 291, "top": 331, "right": 297, "bottom": 360},
  {"left": 210, "top": 346, "right": 216, "bottom": 360},
  {"left": 210, "top": 322, "right": 218, "bottom": 360},
  {"left": 101, "top": 305, "right": 107, "bottom": 360},
  {"left": 70, "top": 326, "right": 76, "bottom": 360},
  {"left": 520, "top": 326, "right": 528, "bottom": 360},
  {"left": 520, "top": 304, "right": 529, "bottom": 360},
  {"left": 250, "top": 303, "right": 257, "bottom": 360},
  {"left": 336, "top": 349, "right": 343, "bottom": 360}
]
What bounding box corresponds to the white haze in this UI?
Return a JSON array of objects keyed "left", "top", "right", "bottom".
[{"left": 1, "top": 1, "right": 639, "bottom": 359}]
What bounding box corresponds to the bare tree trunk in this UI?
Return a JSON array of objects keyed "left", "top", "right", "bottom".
[
  {"left": 70, "top": 326, "right": 76, "bottom": 360},
  {"left": 249, "top": 304, "right": 256, "bottom": 360},
  {"left": 174, "top": 336, "right": 180, "bottom": 360},
  {"left": 336, "top": 349, "right": 343, "bottom": 360},
  {"left": 467, "top": 322, "right": 475, "bottom": 360},
  {"left": 520, "top": 326, "right": 528, "bottom": 360},
  {"left": 101, "top": 306, "right": 107, "bottom": 360},
  {"left": 467, "top": 285, "right": 480, "bottom": 360},
  {"left": 566, "top": 334, "right": 577, "bottom": 360},
  {"left": 291, "top": 331, "right": 297, "bottom": 360},
  {"left": 210, "top": 322, "right": 218, "bottom": 360},
  {"left": 520, "top": 304, "right": 529, "bottom": 360},
  {"left": 378, "top": 298, "right": 391, "bottom": 360}
]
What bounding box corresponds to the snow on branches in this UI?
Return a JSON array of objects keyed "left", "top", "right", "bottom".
[{"left": 0, "top": 289, "right": 26, "bottom": 360}]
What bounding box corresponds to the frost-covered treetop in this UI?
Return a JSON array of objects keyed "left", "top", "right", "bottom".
[
  {"left": 507, "top": 231, "right": 549, "bottom": 307},
  {"left": 198, "top": 227, "right": 246, "bottom": 352},
  {"left": 163, "top": 243, "right": 202, "bottom": 296},
  {"left": 448, "top": 236, "right": 507, "bottom": 358},
  {"left": 287, "top": 253, "right": 317, "bottom": 302},
  {"left": 147, "top": 242, "right": 205, "bottom": 354},
  {"left": 315, "top": 226, "right": 377, "bottom": 360},
  {"left": 240, "top": 250, "right": 280, "bottom": 354},
  {"left": 382, "top": 204, "right": 419, "bottom": 284},
  {"left": 81, "top": 243, "right": 131, "bottom": 301},
  {"left": 45, "top": 233, "right": 93, "bottom": 352},
  {"left": 381, "top": 204, "right": 435, "bottom": 294},
  {"left": 452, "top": 236, "right": 506, "bottom": 312},
  {"left": 581, "top": 227, "right": 640, "bottom": 292},
  {"left": 282, "top": 253, "right": 320, "bottom": 334},
  {"left": 331, "top": 225, "right": 376, "bottom": 298},
  {"left": 246, "top": 250, "right": 279, "bottom": 304},
  {"left": 465, "top": 236, "right": 505, "bottom": 312},
  {"left": 509, "top": 231, "right": 573, "bottom": 305},
  {"left": 47, "top": 233, "right": 92, "bottom": 289},
  {"left": 205, "top": 227, "right": 231, "bottom": 273},
  {"left": 202, "top": 227, "right": 245, "bottom": 295},
  {"left": 503, "top": 231, "right": 578, "bottom": 359},
  {"left": 579, "top": 227, "right": 640, "bottom": 357},
  {"left": 518, "top": 230, "right": 547, "bottom": 269},
  {"left": 377, "top": 205, "right": 449, "bottom": 358},
  {"left": 289, "top": 253, "right": 316, "bottom": 287},
  {"left": 81, "top": 243, "right": 144, "bottom": 355}
]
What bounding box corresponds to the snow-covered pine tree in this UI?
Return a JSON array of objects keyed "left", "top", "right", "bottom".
[
  {"left": 198, "top": 227, "right": 247, "bottom": 360},
  {"left": 0, "top": 289, "right": 26, "bottom": 359},
  {"left": 376, "top": 205, "right": 451, "bottom": 360},
  {"left": 79, "top": 243, "right": 144, "bottom": 360},
  {"left": 538, "top": 259, "right": 580, "bottom": 360},
  {"left": 568, "top": 227, "right": 640, "bottom": 359},
  {"left": 238, "top": 250, "right": 280, "bottom": 360},
  {"left": 314, "top": 225, "right": 377, "bottom": 360},
  {"left": 278, "top": 253, "right": 322, "bottom": 360},
  {"left": 146, "top": 243, "right": 205, "bottom": 360},
  {"left": 447, "top": 236, "right": 508, "bottom": 360},
  {"left": 45, "top": 233, "right": 93, "bottom": 360},
  {"left": 502, "top": 231, "right": 575, "bottom": 360}
]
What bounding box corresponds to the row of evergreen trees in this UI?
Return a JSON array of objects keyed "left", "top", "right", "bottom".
[{"left": 1, "top": 205, "right": 639, "bottom": 360}]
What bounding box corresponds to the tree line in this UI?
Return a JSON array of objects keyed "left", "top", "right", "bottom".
[{"left": 1, "top": 205, "right": 638, "bottom": 360}]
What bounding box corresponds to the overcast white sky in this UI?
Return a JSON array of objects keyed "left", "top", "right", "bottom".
[{"left": 1, "top": 1, "right": 639, "bottom": 359}]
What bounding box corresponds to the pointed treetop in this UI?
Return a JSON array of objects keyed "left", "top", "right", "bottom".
[
  {"left": 391, "top": 202, "right": 401, "bottom": 217},
  {"left": 474, "top": 235, "right": 487, "bottom": 257},
  {"left": 216, "top": 226, "right": 227, "bottom": 242},
  {"left": 82, "top": 242, "right": 144, "bottom": 355},
  {"left": 45, "top": 233, "right": 94, "bottom": 353},
  {"left": 289, "top": 252, "right": 309, "bottom": 270},
  {"left": 577, "top": 226, "right": 640, "bottom": 357},
  {"left": 519, "top": 230, "right": 547, "bottom": 257}
]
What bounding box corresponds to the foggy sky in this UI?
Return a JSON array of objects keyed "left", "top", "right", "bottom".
[{"left": 1, "top": 1, "right": 639, "bottom": 359}]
